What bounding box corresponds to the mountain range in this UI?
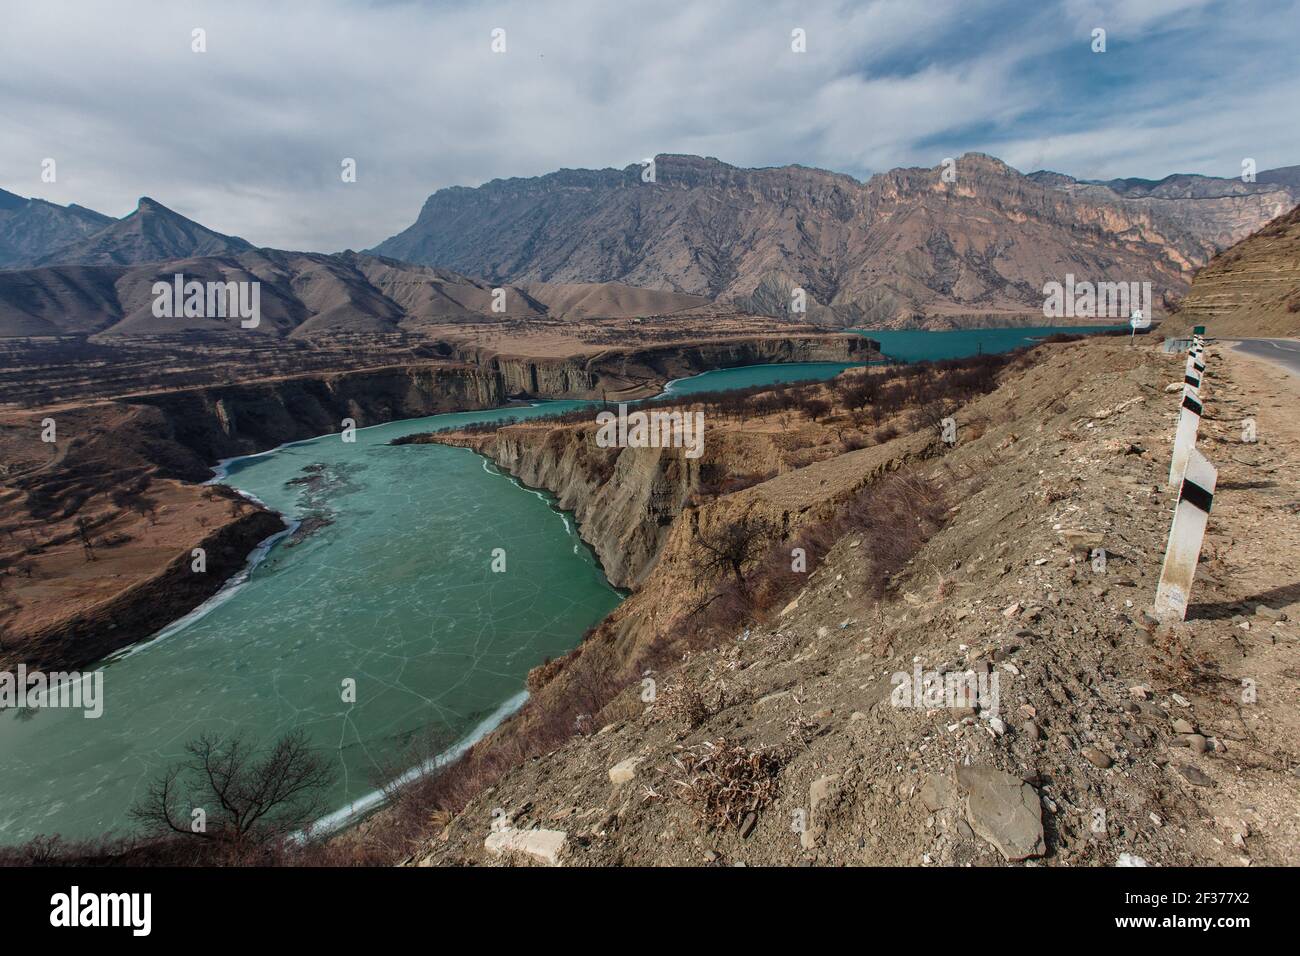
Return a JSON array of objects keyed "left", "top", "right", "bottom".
[
  {"left": 0, "top": 191, "right": 252, "bottom": 270},
  {"left": 0, "top": 247, "right": 711, "bottom": 339},
  {"left": 0, "top": 189, "right": 114, "bottom": 269},
  {"left": 2, "top": 153, "right": 1297, "bottom": 335},
  {"left": 372, "top": 153, "right": 1300, "bottom": 325}
]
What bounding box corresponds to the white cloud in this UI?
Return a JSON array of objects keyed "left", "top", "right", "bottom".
[{"left": 0, "top": 0, "right": 1292, "bottom": 252}]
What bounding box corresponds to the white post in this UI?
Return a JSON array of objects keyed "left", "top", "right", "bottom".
[
  {"left": 1169, "top": 389, "right": 1203, "bottom": 487},
  {"left": 1153, "top": 448, "right": 1217, "bottom": 622}
]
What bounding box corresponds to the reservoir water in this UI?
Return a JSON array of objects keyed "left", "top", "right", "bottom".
[
  {"left": 0, "top": 364, "right": 867, "bottom": 843},
  {"left": 854, "top": 325, "right": 1126, "bottom": 363},
  {"left": 0, "top": 336, "right": 1122, "bottom": 844}
]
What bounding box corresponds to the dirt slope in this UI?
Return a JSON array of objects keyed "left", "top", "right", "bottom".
[
  {"left": 411, "top": 338, "right": 1299, "bottom": 867},
  {"left": 1168, "top": 202, "right": 1300, "bottom": 338}
]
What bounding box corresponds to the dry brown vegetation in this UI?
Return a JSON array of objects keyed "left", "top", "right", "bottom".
[{"left": 665, "top": 738, "right": 789, "bottom": 830}]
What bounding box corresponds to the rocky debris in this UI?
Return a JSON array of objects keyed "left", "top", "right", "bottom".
[
  {"left": 919, "top": 773, "right": 955, "bottom": 812},
  {"left": 608, "top": 757, "right": 644, "bottom": 785},
  {"left": 1059, "top": 529, "right": 1103, "bottom": 559},
  {"left": 484, "top": 827, "right": 568, "bottom": 866},
  {"left": 1177, "top": 764, "right": 1215, "bottom": 788},
  {"left": 1082, "top": 747, "right": 1114, "bottom": 769},
  {"left": 956, "top": 765, "right": 1045, "bottom": 862},
  {"left": 800, "top": 774, "right": 840, "bottom": 850}
]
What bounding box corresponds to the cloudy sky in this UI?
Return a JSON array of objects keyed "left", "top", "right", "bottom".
[{"left": 2, "top": 0, "right": 1296, "bottom": 252}]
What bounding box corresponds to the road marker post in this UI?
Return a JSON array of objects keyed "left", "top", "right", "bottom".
[
  {"left": 1154, "top": 448, "right": 1217, "bottom": 622},
  {"left": 1169, "top": 388, "right": 1203, "bottom": 487}
]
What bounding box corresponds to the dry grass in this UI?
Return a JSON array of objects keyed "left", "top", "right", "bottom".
[
  {"left": 667, "top": 738, "right": 789, "bottom": 830},
  {"left": 655, "top": 676, "right": 725, "bottom": 732}
]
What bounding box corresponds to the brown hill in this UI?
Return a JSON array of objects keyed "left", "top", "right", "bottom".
[
  {"left": 1167, "top": 203, "right": 1300, "bottom": 338},
  {"left": 521, "top": 282, "right": 709, "bottom": 319},
  {"left": 372, "top": 153, "right": 1299, "bottom": 327},
  {"left": 0, "top": 248, "right": 721, "bottom": 339}
]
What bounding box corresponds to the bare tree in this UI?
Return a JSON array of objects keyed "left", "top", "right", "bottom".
[
  {"left": 73, "top": 517, "right": 96, "bottom": 561},
  {"left": 129, "top": 495, "right": 159, "bottom": 525},
  {"left": 692, "top": 513, "right": 775, "bottom": 597},
  {"left": 130, "top": 730, "right": 334, "bottom": 848}
]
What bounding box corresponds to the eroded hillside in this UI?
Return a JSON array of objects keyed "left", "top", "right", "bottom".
[
  {"left": 396, "top": 338, "right": 1299, "bottom": 867},
  {"left": 1169, "top": 203, "right": 1300, "bottom": 339}
]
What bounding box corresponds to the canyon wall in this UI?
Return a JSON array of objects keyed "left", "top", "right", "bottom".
[
  {"left": 438, "top": 428, "right": 701, "bottom": 590},
  {"left": 126, "top": 333, "right": 874, "bottom": 478},
  {"left": 449, "top": 333, "right": 876, "bottom": 401},
  {"left": 130, "top": 363, "right": 509, "bottom": 478}
]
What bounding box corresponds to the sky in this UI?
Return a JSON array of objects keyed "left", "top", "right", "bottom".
[{"left": 1, "top": 0, "right": 1296, "bottom": 252}]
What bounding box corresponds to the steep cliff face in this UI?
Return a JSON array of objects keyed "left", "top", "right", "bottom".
[
  {"left": 450, "top": 333, "right": 875, "bottom": 401},
  {"left": 373, "top": 153, "right": 1299, "bottom": 325},
  {"left": 131, "top": 363, "right": 507, "bottom": 476},
  {"left": 431, "top": 414, "right": 931, "bottom": 657},
  {"left": 126, "top": 335, "right": 873, "bottom": 480},
  {"left": 438, "top": 424, "right": 707, "bottom": 589}
]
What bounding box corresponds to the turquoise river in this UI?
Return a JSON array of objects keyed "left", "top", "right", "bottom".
[{"left": 0, "top": 328, "right": 1119, "bottom": 843}]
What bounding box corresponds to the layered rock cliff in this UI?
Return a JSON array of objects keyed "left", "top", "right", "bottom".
[
  {"left": 442, "top": 429, "right": 695, "bottom": 589},
  {"left": 130, "top": 362, "right": 508, "bottom": 476},
  {"left": 1167, "top": 202, "right": 1300, "bottom": 338},
  {"left": 123, "top": 334, "right": 872, "bottom": 479},
  {"left": 373, "top": 153, "right": 1300, "bottom": 326},
  {"left": 450, "top": 332, "right": 875, "bottom": 401}
]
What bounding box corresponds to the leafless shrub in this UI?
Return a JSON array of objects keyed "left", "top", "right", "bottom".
[
  {"left": 668, "top": 738, "right": 788, "bottom": 830},
  {"left": 785, "top": 712, "right": 818, "bottom": 748},
  {"left": 657, "top": 677, "right": 725, "bottom": 731},
  {"left": 1041, "top": 480, "right": 1072, "bottom": 503}
]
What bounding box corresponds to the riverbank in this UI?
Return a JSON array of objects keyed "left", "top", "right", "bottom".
[
  {"left": 349, "top": 350, "right": 1026, "bottom": 859},
  {"left": 0, "top": 331, "right": 874, "bottom": 672}
]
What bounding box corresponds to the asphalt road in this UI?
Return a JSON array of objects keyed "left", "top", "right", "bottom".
[{"left": 1231, "top": 338, "right": 1300, "bottom": 376}]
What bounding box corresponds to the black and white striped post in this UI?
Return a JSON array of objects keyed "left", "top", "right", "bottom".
[
  {"left": 1169, "top": 372, "right": 1203, "bottom": 487},
  {"left": 1154, "top": 448, "right": 1218, "bottom": 622}
]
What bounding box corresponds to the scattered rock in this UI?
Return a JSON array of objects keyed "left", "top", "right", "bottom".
[
  {"left": 1082, "top": 747, "right": 1114, "bottom": 769},
  {"left": 956, "top": 765, "right": 1045, "bottom": 862},
  {"left": 608, "top": 757, "right": 644, "bottom": 785},
  {"left": 484, "top": 827, "right": 568, "bottom": 866},
  {"left": 801, "top": 774, "right": 840, "bottom": 849},
  {"left": 919, "top": 773, "right": 955, "bottom": 812},
  {"left": 1177, "top": 764, "right": 1214, "bottom": 787}
]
